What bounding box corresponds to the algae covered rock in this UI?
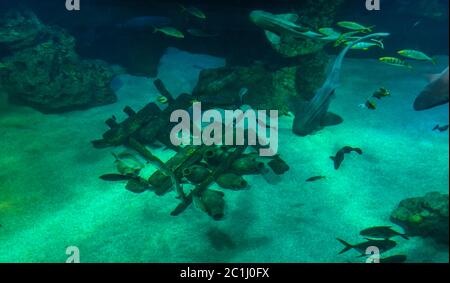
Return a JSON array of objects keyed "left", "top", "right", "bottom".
[
  {"left": 0, "top": 9, "right": 124, "bottom": 113},
  {"left": 0, "top": 9, "right": 44, "bottom": 51},
  {"left": 390, "top": 192, "right": 449, "bottom": 244}
]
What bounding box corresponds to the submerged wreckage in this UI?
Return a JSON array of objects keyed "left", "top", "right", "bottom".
[{"left": 92, "top": 79, "right": 289, "bottom": 220}]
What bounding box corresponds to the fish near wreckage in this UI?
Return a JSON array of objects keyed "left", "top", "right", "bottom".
[{"left": 291, "top": 32, "right": 390, "bottom": 136}]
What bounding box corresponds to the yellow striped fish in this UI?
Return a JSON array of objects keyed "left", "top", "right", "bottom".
[{"left": 379, "top": 57, "right": 413, "bottom": 69}]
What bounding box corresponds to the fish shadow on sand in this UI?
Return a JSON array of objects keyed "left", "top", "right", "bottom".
[{"left": 201, "top": 194, "right": 272, "bottom": 260}]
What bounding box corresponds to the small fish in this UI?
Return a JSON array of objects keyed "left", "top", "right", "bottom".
[
  {"left": 112, "top": 152, "right": 145, "bottom": 175},
  {"left": 397, "top": 49, "right": 437, "bottom": 64},
  {"left": 154, "top": 26, "right": 184, "bottom": 38},
  {"left": 0, "top": 62, "right": 7, "bottom": 69},
  {"left": 337, "top": 238, "right": 397, "bottom": 255},
  {"left": 379, "top": 57, "right": 413, "bottom": 69},
  {"left": 180, "top": 5, "right": 206, "bottom": 19},
  {"left": 360, "top": 226, "right": 409, "bottom": 240},
  {"left": 187, "top": 28, "right": 218, "bottom": 37},
  {"left": 305, "top": 176, "right": 326, "bottom": 182},
  {"left": 372, "top": 87, "right": 391, "bottom": 99},
  {"left": 433, "top": 124, "right": 449, "bottom": 132},
  {"left": 330, "top": 146, "right": 363, "bottom": 170},
  {"left": 100, "top": 173, "right": 133, "bottom": 181},
  {"left": 337, "top": 21, "right": 374, "bottom": 33},
  {"left": 380, "top": 255, "right": 407, "bottom": 263},
  {"left": 365, "top": 99, "right": 377, "bottom": 110},
  {"left": 157, "top": 96, "right": 169, "bottom": 104},
  {"left": 334, "top": 31, "right": 362, "bottom": 47}
]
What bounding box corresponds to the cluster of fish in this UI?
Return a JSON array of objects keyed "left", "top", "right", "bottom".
[
  {"left": 379, "top": 49, "right": 437, "bottom": 70},
  {"left": 120, "top": 5, "right": 217, "bottom": 39},
  {"left": 327, "top": 21, "right": 386, "bottom": 51},
  {"left": 359, "top": 87, "right": 391, "bottom": 110},
  {"left": 154, "top": 5, "right": 217, "bottom": 39},
  {"left": 322, "top": 21, "right": 436, "bottom": 70},
  {"left": 337, "top": 226, "right": 409, "bottom": 263}
]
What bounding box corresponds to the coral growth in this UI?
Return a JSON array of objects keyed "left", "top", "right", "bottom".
[{"left": 390, "top": 192, "right": 449, "bottom": 244}]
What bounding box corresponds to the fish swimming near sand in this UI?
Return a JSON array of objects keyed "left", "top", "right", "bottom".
[
  {"left": 100, "top": 173, "right": 134, "bottom": 181},
  {"left": 360, "top": 226, "right": 409, "bottom": 240},
  {"left": 433, "top": 124, "right": 449, "bottom": 132},
  {"left": 291, "top": 32, "right": 390, "bottom": 136},
  {"left": 379, "top": 255, "right": 407, "bottom": 263},
  {"left": 154, "top": 26, "right": 185, "bottom": 38},
  {"left": 372, "top": 87, "right": 391, "bottom": 99},
  {"left": 337, "top": 238, "right": 397, "bottom": 255},
  {"left": 112, "top": 152, "right": 145, "bottom": 176},
  {"left": 330, "top": 146, "right": 363, "bottom": 170},
  {"left": 364, "top": 99, "right": 377, "bottom": 110},
  {"left": 180, "top": 5, "right": 206, "bottom": 19},
  {"left": 413, "top": 67, "right": 449, "bottom": 110},
  {"left": 305, "top": 176, "right": 326, "bottom": 182}
]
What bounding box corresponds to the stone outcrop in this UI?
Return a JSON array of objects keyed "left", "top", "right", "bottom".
[{"left": 390, "top": 192, "right": 449, "bottom": 244}]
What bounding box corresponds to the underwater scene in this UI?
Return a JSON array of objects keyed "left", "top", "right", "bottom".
[{"left": 0, "top": 0, "right": 448, "bottom": 263}]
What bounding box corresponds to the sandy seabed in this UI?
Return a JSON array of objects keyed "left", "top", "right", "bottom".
[{"left": 0, "top": 48, "right": 448, "bottom": 263}]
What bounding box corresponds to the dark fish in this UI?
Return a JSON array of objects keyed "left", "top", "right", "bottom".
[
  {"left": 100, "top": 173, "right": 133, "bottom": 181},
  {"left": 330, "top": 146, "right": 363, "bottom": 170},
  {"left": 433, "top": 124, "right": 449, "bottom": 132},
  {"left": 125, "top": 179, "right": 151, "bottom": 194},
  {"left": 360, "top": 226, "right": 409, "bottom": 240},
  {"left": 365, "top": 99, "right": 377, "bottom": 110},
  {"left": 118, "top": 16, "right": 172, "bottom": 29},
  {"left": 380, "top": 255, "right": 407, "bottom": 263},
  {"left": 337, "top": 238, "right": 397, "bottom": 255},
  {"left": 305, "top": 176, "right": 326, "bottom": 182}
]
